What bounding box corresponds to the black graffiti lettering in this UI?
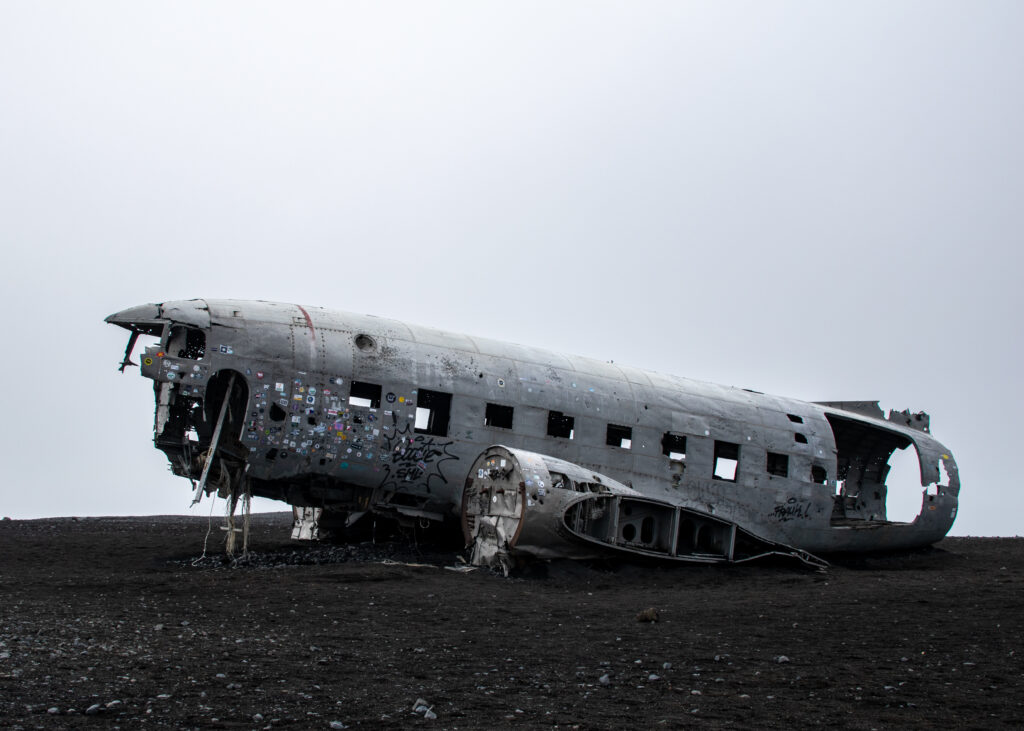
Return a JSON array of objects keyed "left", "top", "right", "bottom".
[
  {"left": 770, "top": 497, "right": 812, "bottom": 522},
  {"left": 378, "top": 423, "right": 460, "bottom": 492}
]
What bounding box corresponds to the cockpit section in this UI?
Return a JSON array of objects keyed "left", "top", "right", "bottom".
[{"left": 106, "top": 301, "right": 244, "bottom": 490}]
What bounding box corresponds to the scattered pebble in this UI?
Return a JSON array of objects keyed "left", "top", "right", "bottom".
[{"left": 636, "top": 607, "right": 660, "bottom": 623}]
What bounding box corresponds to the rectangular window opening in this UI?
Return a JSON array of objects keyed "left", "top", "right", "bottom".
[
  {"left": 606, "top": 424, "right": 633, "bottom": 449},
  {"left": 547, "top": 411, "right": 575, "bottom": 439},
  {"left": 349, "top": 381, "right": 382, "bottom": 409},
  {"left": 766, "top": 452, "right": 789, "bottom": 478},
  {"left": 661, "top": 433, "right": 687, "bottom": 461},
  {"left": 484, "top": 403, "right": 514, "bottom": 429},
  {"left": 713, "top": 440, "right": 740, "bottom": 482},
  {"left": 414, "top": 389, "right": 452, "bottom": 437},
  {"left": 810, "top": 464, "right": 828, "bottom": 484}
]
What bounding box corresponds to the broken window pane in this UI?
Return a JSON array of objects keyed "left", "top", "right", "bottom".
[
  {"left": 661, "top": 433, "right": 687, "bottom": 461},
  {"left": 713, "top": 440, "right": 740, "bottom": 482},
  {"left": 606, "top": 424, "right": 632, "bottom": 449},
  {"left": 414, "top": 389, "right": 452, "bottom": 437},
  {"left": 484, "top": 403, "right": 514, "bottom": 429},
  {"left": 766, "top": 452, "right": 789, "bottom": 477},
  {"left": 547, "top": 411, "right": 575, "bottom": 439},
  {"left": 349, "top": 381, "right": 382, "bottom": 409},
  {"left": 167, "top": 325, "right": 205, "bottom": 360}
]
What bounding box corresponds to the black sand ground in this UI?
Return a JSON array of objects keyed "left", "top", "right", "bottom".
[{"left": 1, "top": 514, "right": 1021, "bottom": 729}]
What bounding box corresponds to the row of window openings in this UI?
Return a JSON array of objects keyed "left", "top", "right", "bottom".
[
  {"left": 348, "top": 381, "right": 453, "bottom": 436},
  {"left": 344, "top": 381, "right": 822, "bottom": 482}
]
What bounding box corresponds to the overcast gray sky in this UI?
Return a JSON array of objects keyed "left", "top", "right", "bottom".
[{"left": 1, "top": 2, "right": 1021, "bottom": 536}]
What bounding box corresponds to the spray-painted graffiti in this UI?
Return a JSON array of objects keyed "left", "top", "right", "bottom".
[
  {"left": 378, "top": 423, "right": 460, "bottom": 493},
  {"left": 770, "top": 497, "right": 813, "bottom": 522}
]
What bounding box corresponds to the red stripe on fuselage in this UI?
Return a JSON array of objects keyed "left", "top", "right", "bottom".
[{"left": 296, "top": 305, "right": 316, "bottom": 341}]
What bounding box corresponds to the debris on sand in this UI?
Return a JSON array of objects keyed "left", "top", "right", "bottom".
[{"left": 636, "top": 607, "right": 660, "bottom": 622}]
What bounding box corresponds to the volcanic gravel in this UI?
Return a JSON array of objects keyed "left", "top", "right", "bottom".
[{"left": 0, "top": 513, "right": 1022, "bottom": 729}]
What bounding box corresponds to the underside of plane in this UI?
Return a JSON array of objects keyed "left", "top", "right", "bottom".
[{"left": 106, "top": 299, "right": 960, "bottom": 568}]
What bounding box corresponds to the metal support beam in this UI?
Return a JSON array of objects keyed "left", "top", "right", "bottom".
[
  {"left": 118, "top": 331, "right": 140, "bottom": 372},
  {"left": 191, "top": 373, "right": 235, "bottom": 506}
]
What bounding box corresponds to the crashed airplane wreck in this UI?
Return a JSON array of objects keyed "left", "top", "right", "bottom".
[{"left": 107, "top": 299, "right": 959, "bottom": 570}]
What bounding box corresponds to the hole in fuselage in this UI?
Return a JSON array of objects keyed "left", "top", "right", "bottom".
[
  {"left": 825, "top": 413, "right": 924, "bottom": 524},
  {"left": 882, "top": 444, "right": 924, "bottom": 523}
]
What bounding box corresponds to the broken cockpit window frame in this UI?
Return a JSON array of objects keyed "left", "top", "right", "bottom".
[{"left": 167, "top": 325, "right": 206, "bottom": 360}]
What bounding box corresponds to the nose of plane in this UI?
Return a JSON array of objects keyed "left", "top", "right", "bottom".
[
  {"left": 105, "top": 303, "right": 166, "bottom": 334},
  {"left": 105, "top": 303, "right": 162, "bottom": 325},
  {"left": 105, "top": 299, "right": 211, "bottom": 333}
]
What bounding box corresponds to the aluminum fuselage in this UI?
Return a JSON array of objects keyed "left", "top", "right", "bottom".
[{"left": 107, "top": 299, "right": 960, "bottom": 554}]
